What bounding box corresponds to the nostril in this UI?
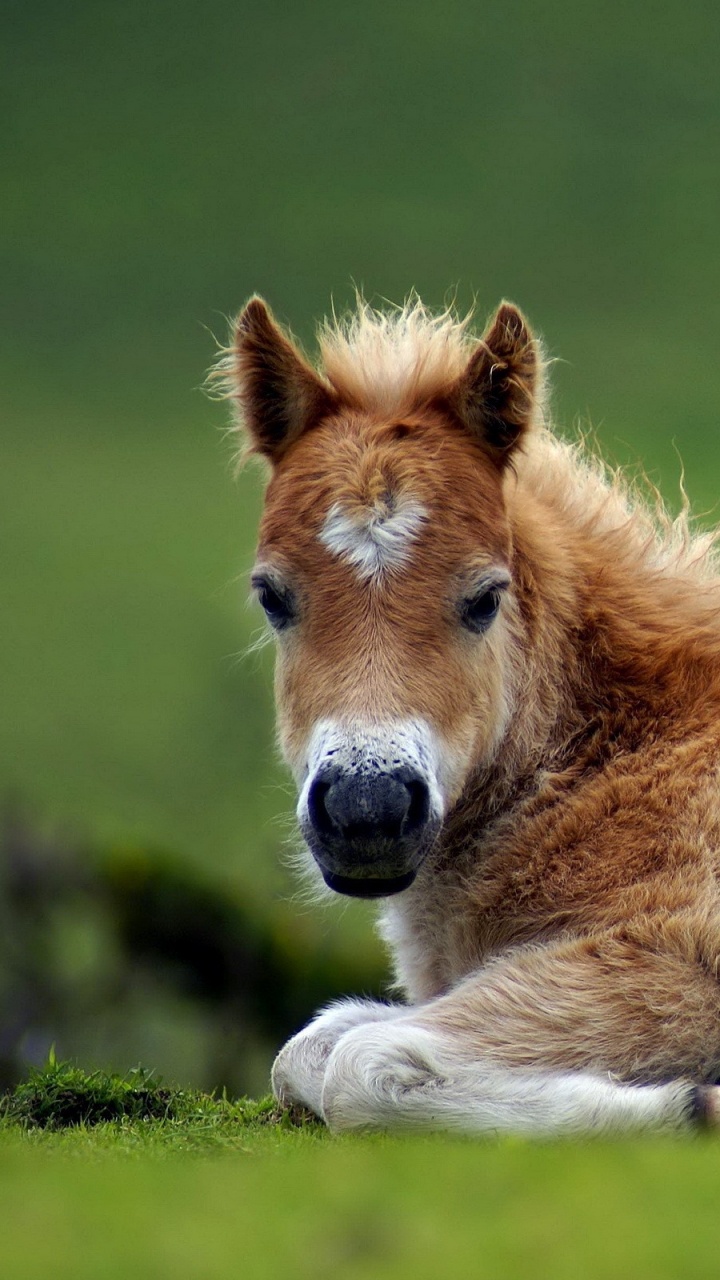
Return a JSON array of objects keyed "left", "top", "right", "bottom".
[
  {"left": 307, "top": 778, "right": 334, "bottom": 836},
  {"left": 404, "top": 779, "right": 430, "bottom": 835}
]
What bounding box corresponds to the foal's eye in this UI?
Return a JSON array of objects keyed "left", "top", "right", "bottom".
[
  {"left": 460, "top": 584, "right": 505, "bottom": 633},
  {"left": 252, "top": 577, "right": 295, "bottom": 630}
]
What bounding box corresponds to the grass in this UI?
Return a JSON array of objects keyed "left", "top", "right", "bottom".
[
  {"left": 0, "top": 1058, "right": 323, "bottom": 1153},
  {"left": 2, "top": 1063, "right": 720, "bottom": 1278},
  {"left": 0, "top": 1058, "right": 322, "bottom": 1149}
]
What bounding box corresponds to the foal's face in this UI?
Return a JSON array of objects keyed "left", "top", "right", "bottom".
[
  {"left": 253, "top": 410, "right": 515, "bottom": 896},
  {"left": 226, "top": 295, "right": 539, "bottom": 896}
]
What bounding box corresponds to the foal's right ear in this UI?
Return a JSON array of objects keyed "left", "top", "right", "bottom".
[{"left": 225, "top": 298, "right": 337, "bottom": 464}]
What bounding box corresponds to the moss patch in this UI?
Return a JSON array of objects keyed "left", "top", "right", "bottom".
[
  {"left": 5, "top": 1062, "right": 177, "bottom": 1129},
  {"left": 0, "top": 1056, "right": 317, "bottom": 1147}
]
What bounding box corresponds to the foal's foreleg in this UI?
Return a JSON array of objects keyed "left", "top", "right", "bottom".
[
  {"left": 299, "top": 933, "right": 720, "bottom": 1134},
  {"left": 320, "top": 1021, "right": 715, "bottom": 1135}
]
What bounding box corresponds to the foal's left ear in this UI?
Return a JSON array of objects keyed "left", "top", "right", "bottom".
[
  {"left": 447, "top": 302, "right": 541, "bottom": 463},
  {"left": 225, "top": 297, "right": 337, "bottom": 464}
]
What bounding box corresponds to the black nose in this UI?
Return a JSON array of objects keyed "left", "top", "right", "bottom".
[{"left": 308, "top": 770, "right": 430, "bottom": 844}]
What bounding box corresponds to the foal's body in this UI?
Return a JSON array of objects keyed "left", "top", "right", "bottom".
[{"left": 220, "top": 297, "right": 720, "bottom": 1134}]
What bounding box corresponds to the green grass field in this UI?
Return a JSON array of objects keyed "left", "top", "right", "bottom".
[
  {"left": 2, "top": 1065, "right": 720, "bottom": 1280},
  {"left": 3, "top": 1125, "right": 720, "bottom": 1279},
  {"left": 2, "top": 1052, "right": 720, "bottom": 1280}
]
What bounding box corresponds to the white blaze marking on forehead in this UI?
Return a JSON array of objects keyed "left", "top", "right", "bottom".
[{"left": 319, "top": 497, "right": 428, "bottom": 582}]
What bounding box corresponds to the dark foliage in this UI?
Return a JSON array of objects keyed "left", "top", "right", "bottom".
[{"left": 0, "top": 810, "right": 386, "bottom": 1094}]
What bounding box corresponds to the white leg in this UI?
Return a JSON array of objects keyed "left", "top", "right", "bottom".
[
  {"left": 319, "top": 1020, "right": 718, "bottom": 1136},
  {"left": 271, "top": 998, "right": 406, "bottom": 1115}
]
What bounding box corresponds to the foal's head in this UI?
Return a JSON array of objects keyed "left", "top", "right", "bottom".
[{"left": 224, "top": 298, "right": 543, "bottom": 897}]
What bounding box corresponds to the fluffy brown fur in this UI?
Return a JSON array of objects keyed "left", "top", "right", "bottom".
[{"left": 219, "top": 294, "right": 720, "bottom": 1131}]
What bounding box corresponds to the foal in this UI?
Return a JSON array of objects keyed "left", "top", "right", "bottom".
[{"left": 220, "top": 296, "right": 720, "bottom": 1135}]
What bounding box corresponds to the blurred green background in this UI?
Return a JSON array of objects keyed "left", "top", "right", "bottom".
[{"left": 2, "top": 0, "right": 720, "bottom": 1093}]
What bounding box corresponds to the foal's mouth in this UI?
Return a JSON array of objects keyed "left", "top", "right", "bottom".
[
  {"left": 300, "top": 798, "right": 440, "bottom": 899},
  {"left": 321, "top": 868, "right": 418, "bottom": 899}
]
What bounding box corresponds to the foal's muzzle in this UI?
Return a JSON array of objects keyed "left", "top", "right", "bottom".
[{"left": 303, "top": 765, "right": 436, "bottom": 898}]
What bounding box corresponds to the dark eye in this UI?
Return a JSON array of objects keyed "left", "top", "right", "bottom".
[
  {"left": 460, "top": 585, "right": 504, "bottom": 633},
  {"left": 252, "top": 576, "right": 295, "bottom": 630}
]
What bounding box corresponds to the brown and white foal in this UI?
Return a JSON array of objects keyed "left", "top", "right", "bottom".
[{"left": 219, "top": 295, "right": 720, "bottom": 1135}]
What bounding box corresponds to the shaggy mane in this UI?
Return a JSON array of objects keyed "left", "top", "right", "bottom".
[
  {"left": 518, "top": 428, "right": 720, "bottom": 591},
  {"left": 318, "top": 296, "right": 476, "bottom": 414}
]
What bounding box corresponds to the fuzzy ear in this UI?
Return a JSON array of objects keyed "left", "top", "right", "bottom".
[
  {"left": 447, "top": 302, "right": 541, "bottom": 462},
  {"left": 226, "top": 297, "right": 336, "bottom": 463}
]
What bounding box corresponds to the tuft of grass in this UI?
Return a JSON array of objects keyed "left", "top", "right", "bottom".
[
  {"left": 0, "top": 1056, "right": 323, "bottom": 1152},
  {"left": 5, "top": 1058, "right": 179, "bottom": 1129}
]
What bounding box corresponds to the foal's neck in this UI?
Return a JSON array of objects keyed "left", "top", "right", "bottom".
[{"left": 500, "top": 474, "right": 720, "bottom": 800}]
